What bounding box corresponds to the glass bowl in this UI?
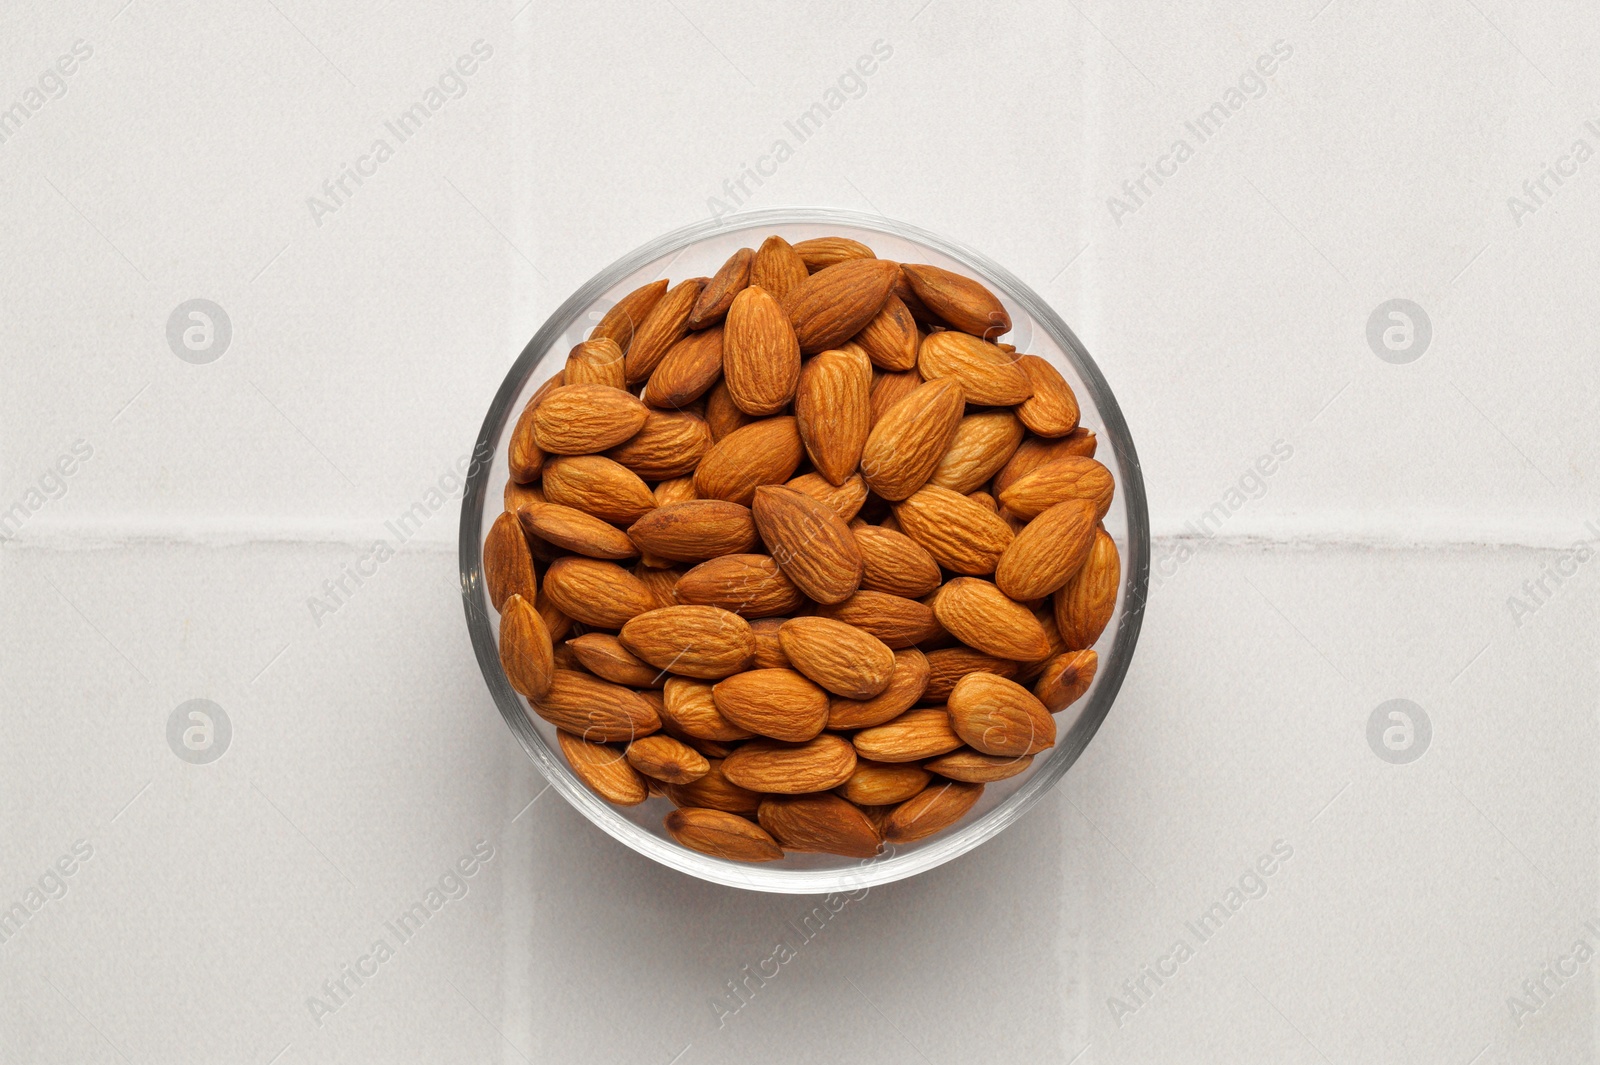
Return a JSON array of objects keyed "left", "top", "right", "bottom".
[{"left": 459, "top": 208, "right": 1148, "bottom": 893}]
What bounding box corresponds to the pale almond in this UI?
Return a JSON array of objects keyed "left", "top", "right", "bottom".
[
  {"left": 928, "top": 411, "right": 1025, "bottom": 494},
  {"left": 626, "top": 734, "right": 711, "bottom": 784}
]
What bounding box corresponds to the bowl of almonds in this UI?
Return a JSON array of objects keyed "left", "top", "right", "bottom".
[{"left": 461, "top": 209, "right": 1147, "bottom": 892}]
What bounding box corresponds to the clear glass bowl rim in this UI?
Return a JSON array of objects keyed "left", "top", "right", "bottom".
[{"left": 458, "top": 207, "right": 1149, "bottom": 894}]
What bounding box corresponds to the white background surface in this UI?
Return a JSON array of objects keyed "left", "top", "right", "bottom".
[{"left": 2, "top": 1, "right": 1597, "bottom": 1062}]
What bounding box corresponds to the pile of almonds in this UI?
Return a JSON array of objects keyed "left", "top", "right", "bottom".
[{"left": 485, "top": 234, "right": 1118, "bottom": 863}]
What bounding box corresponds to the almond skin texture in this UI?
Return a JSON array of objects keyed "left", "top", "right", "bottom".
[
  {"left": 793, "top": 236, "right": 876, "bottom": 271},
  {"left": 519, "top": 502, "right": 638, "bottom": 560},
  {"left": 787, "top": 258, "right": 901, "bottom": 354},
  {"left": 750, "top": 235, "right": 810, "bottom": 303},
  {"left": 606, "top": 409, "right": 712, "bottom": 480},
  {"left": 694, "top": 416, "right": 805, "bottom": 506},
  {"left": 996, "top": 498, "right": 1101, "bottom": 601},
  {"left": 750, "top": 618, "right": 791, "bottom": 669},
  {"left": 893, "top": 484, "right": 1015, "bottom": 575},
  {"left": 688, "top": 247, "right": 752, "bottom": 329},
  {"left": 923, "top": 648, "right": 1022, "bottom": 702},
  {"left": 567, "top": 633, "right": 666, "bottom": 688},
  {"left": 786, "top": 471, "right": 868, "bottom": 522},
  {"left": 839, "top": 760, "right": 932, "bottom": 807},
  {"left": 917, "top": 331, "right": 1033, "bottom": 406},
  {"left": 558, "top": 730, "right": 650, "bottom": 805},
  {"left": 924, "top": 749, "right": 1033, "bottom": 783},
  {"left": 758, "top": 794, "right": 881, "bottom": 858},
  {"left": 722, "top": 285, "right": 802, "bottom": 417},
  {"left": 853, "top": 294, "right": 920, "bottom": 371},
  {"left": 528, "top": 669, "right": 661, "bottom": 743},
  {"left": 628, "top": 500, "right": 760, "bottom": 562},
  {"left": 530, "top": 383, "right": 650, "bottom": 455},
  {"left": 661, "top": 677, "right": 755, "bottom": 742},
  {"left": 703, "top": 379, "right": 752, "bottom": 442},
  {"left": 947, "top": 672, "right": 1056, "bottom": 757},
  {"left": 541, "top": 455, "right": 657, "bottom": 524},
  {"left": 563, "top": 337, "right": 626, "bottom": 389},
  {"left": 508, "top": 375, "right": 562, "bottom": 483},
  {"left": 712, "top": 668, "right": 830, "bottom": 742},
  {"left": 778, "top": 616, "right": 895, "bottom": 699},
  {"left": 591, "top": 278, "right": 668, "bottom": 353},
  {"left": 664, "top": 807, "right": 783, "bottom": 862},
  {"left": 994, "top": 432, "right": 1098, "bottom": 497},
  {"left": 484, "top": 510, "right": 538, "bottom": 611},
  {"left": 853, "top": 525, "right": 943, "bottom": 598},
  {"left": 999, "top": 456, "right": 1115, "bottom": 521},
  {"left": 817, "top": 590, "right": 940, "bottom": 649},
  {"left": 1034, "top": 649, "right": 1098, "bottom": 714},
  {"left": 929, "top": 411, "right": 1025, "bottom": 495},
  {"left": 900, "top": 263, "right": 1011, "bottom": 338},
  {"left": 635, "top": 562, "right": 682, "bottom": 608},
  {"left": 541, "top": 557, "right": 656, "bottom": 629},
  {"left": 620, "top": 605, "right": 755, "bottom": 680},
  {"left": 721, "top": 735, "right": 857, "bottom": 794},
  {"left": 869, "top": 368, "right": 924, "bottom": 428},
  {"left": 665, "top": 759, "right": 761, "bottom": 814},
  {"left": 1015, "top": 354, "right": 1080, "bottom": 437},
  {"left": 626, "top": 734, "right": 711, "bottom": 784},
  {"left": 504, "top": 478, "right": 544, "bottom": 514},
  {"left": 884, "top": 780, "right": 985, "bottom": 843},
  {"left": 861, "top": 378, "right": 966, "bottom": 500},
  {"left": 751, "top": 485, "right": 864, "bottom": 605},
  {"left": 644, "top": 326, "right": 725, "bottom": 409},
  {"left": 1054, "top": 527, "right": 1119, "bottom": 649},
  {"left": 852, "top": 708, "right": 964, "bottom": 763},
  {"left": 499, "top": 593, "right": 554, "bottom": 700},
  {"left": 795, "top": 348, "right": 872, "bottom": 485},
  {"left": 933, "top": 578, "right": 1053, "bottom": 662},
  {"left": 674, "top": 554, "right": 805, "bottom": 618},
  {"left": 624, "top": 278, "right": 703, "bottom": 385},
  {"left": 827, "top": 648, "right": 931, "bottom": 730}
]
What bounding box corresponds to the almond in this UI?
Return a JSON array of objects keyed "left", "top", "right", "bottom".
[
  {"left": 721, "top": 735, "right": 857, "bottom": 794},
  {"left": 567, "top": 632, "right": 666, "bottom": 688},
  {"left": 792, "top": 236, "right": 876, "bottom": 271},
  {"left": 531, "top": 384, "right": 650, "bottom": 455},
  {"left": 664, "top": 807, "right": 783, "bottom": 862},
  {"left": 518, "top": 502, "right": 638, "bottom": 560},
  {"left": 852, "top": 707, "right": 963, "bottom": 763},
  {"left": 694, "top": 416, "right": 804, "bottom": 506},
  {"left": 688, "top": 247, "right": 752, "bottom": 328},
  {"left": 627, "top": 499, "right": 759, "bottom": 562},
  {"left": 619, "top": 605, "right": 755, "bottom": 679},
  {"left": 853, "top": 294, "right": 920, "bottom": 371},
  {"left": 557, "top": 730, "right": 650, "bottom": 805},
  {"left": 644, "top": 326, "right": 725, "bottom": 409},
  {"left": 535, "top": 588, "right": 574, "bottom": 643},
  {"left": 883, "top": 780, "right": 984, "bottom": 843},
  {"left": 869, "top": 367, "right": 924, "bottom": 428},
  {"left": 634, "top": 563, "right": 682, "bottom": 607},
  {"left": 995, "top": 498, "right": 1100, "bottom": 601},
  {"left": 1034, "top": 649, "right": 1098, "bottom": 713},
  {"left": 757, "top": 794, "right": 881, "bottom": 858},
  {"left": 816, "top": 590, "right": 940, "bottom": 649},
  {"left": 786, "top": 471, "right": 868, "bottom": 522},
  {"left": 542, "top": 557, "right": 656, "bottom": 629},
  {"left": 777, "top": 616, "right": 895, "bottom": 698},
  {"left": 661, "top": 677, "right": 755, "bottom": 742},
  {"left": 749, "top": 235, "right": 809, "bottom": 303},
  {"left": 899, "top": 263, "right": 1011, "bottom": 338},
  {"left": 928, "top": 411, "right": 1025, "bottom": 495},
  {"left": 665, "top": 759, "right": 761, "bottom": 814},
  {"left": 712, "top": 668, "right": 830, "bottom": 742},
  {"left": 720, "top": 285, "right": 801, "bottom": 416},
  {"left": 893, "top": 484, "right": 1014, "bottom": 574},
  {"left": 933, "top": 578, "right": 1052, "bottom": 661},
  {"left": 861, "top": 378, "right": 966, "bottom": 501},
  {"left": 504, "top": 479, "right": 544, "bottom": 514},
  {"left": 1014, "top": 354, "right": 1080, "bottom": 437},
  {"left": 924, "top": 749, "right": 1033, "bottom": 783},
  {"left": 751, "top": 485, "right": 864, "bottom": 605},
  {"left": 704, "top": 378, "right": 752, "bottom": 442},
  {"left": 674, "top": 554, "right": 804, "bottom": 618},
  {"left": 750, "top": 617, "right": 790, "bottom": 669},
  {"left": 839, "top": 761, "right": 932, "bottom": 809},
  {"left": 993, "top": 431, "right": 1097, "bottom": 497},
  {"left": 827, "top": 648, "right": 930, "bottom": 730},
  {"left": 794, "top": 347, "right": 872, "bottom": 484},
  {"left": 923, "top": 647, "right": 1021, "bottom": 702},
  {"left": 917, "top": 331, "right": 1032, "bottom": 406},
  {"left": 590, "top": 278, "right": 669, "bottom": 353},
  {"left": 606, "top": 408, "right": 711, "bottom": 479},
  {"left": 787, "top": 258, "right": 900, "bottom": 354},
  {"left": 1054, "top": 527, "right": 1119, "bottom": 649},
  {"left": 541, "top": 455, "right": 657, "bottom": 524},
  {"left": 508, "top": 375, "right": 562, "bottom": 483},
  {"left": 624, "top": 277, "right": 703, "bottom": 385},
  {"left": 499, "top": 593, "right": 554, "bottom": 700},
  {"left": 998, "top": 456, "right": 1114, "bottom": 521},
  {"left": 484, "top": 509, "right": 538, "bottom": 611},
  {"left": 626, "top": 734, "right": 711, "bottom": 784},
  {"left": 853, "top": 525, "right": 942, "bottom": 598},
  {"left": 563, "top": 337, "right": 627, "bottom": 390},
  {"left": 528, "top": 669, "right": 661, "bottom": 742},
  {"left": 947, "top": 672, "right": 1055, "bottom": 757}
]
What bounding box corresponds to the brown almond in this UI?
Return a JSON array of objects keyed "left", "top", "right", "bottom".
[
  {"left": 999, "top": 456, "right": 1115, "bottom": 522},
  {"left": 541, "top": 455, "right": 657, "bottom": 524},
  {"left": 499, "top": 593, "right": 554, "bottom": 700},
  {"left": 687, "top": 247, "right": 752, "bottom": 329},
  {"left": 722, "top": 285, "right": 801, "bottom": 416},
  {"left": 644, "top": 326, "right": 725, "bottom": 409},
  {"left": 777, "top": 616, "right": 895, "bottom": 699},
  {"left": 839, "top": 761, "right": 932, "bottom": 807},
  {"left": 993, "top": 431, "right": 1098, "bottom": 497},
  {"left": 947, "top": 671, "right": 1055, "bottom": 757},
  {"left": 827, "top": 648, "right": 931, "bottom": 730},
  {"left": 531, "top": 384, "right": 650, "bottom": 455},
  {"left": 751, "top": 485, "right": 864, "bottom": 605},
  {"left": 893, "top": 484, "right": 1015, "bottom": 575},
  {"left": 567, "top": 632, "right": 666, "bottom": 688},
  {"left": 557, "top": 730, "right": 649, "bottom": 805},
  {"left": 787, "top": 258, "right": 900, "bottom": 354},
  {"left": 792, "top": 236, "right": 876, "bottom": 271},
  {"left": 624, "top": 277, "right": 703, "bottom": 385},
  {"left": 619, "top": 605, "right": 755, "bottom": 679},
  {"left": 816, "top": 590, "right": 940, "bottom": 649},
  {"left": 665, "top": 759, "right": 761, "bottom": 814},
  {"left": 933, "top": 577, "right": 1052, "bottom": 661},
  {"left": 928, "top": 411, "right": 1026, "bottom": 495},
  {"left": 712, "top": 668, "right": 830, "bottom": 742},
  {"left": 563, "top": 337, "right": 626, "bottom": 390},
  {"left": 635, "top": 562, "right": 682, "bottom": 607},
  {"left": 704, "top": 378, "right": 752, "bottom": 442},
  {"left": 758, "top": 794, "right": 881, "bottom": 858},
  {"left": 508, "top": 375, "right": 563, "bottom": 483},
  {"left": 606, "top": 408, "right": 711, "bottom": 480},
  {"left": 794, "top": 348, "right": 872, "bottom": 484},
  {"left": 860, "top": 378, "right": 966, "bottom": 501},
  {"left": 694, "top": 416, "right": 805, "bottom": 506},
  {"left": 883, "top": 780, "right": 984, "bottom": 843},
  {"left": 1054, "top": 528, "right": 1119, "bottom": 650},
  {"left": 535, "top": 588, "right": 574, "bottom": 643},
  {"left": 750, "top": 235, "right": 809, "bottom": 303},
  {"left": 626, "top": 734, "right": 711, "bottom": 785},
  {"left": 1015, "top": 354, "right": 1080, "bottom": 437},
  {"left": 590, "top": 278, "right": 668, "bottom": 352},
  {"left": 786, "top": 471, "right": 868, "bottom": 522},
  {"left": 504, "top": 479, "right": 544, "bottom": 514},
  {"left": 542, "top": 557, "right": 656, "bottom": 629},
  {"left": 852, "top": 708, "right": 963, "bottom": 762},
  {"left": 721, "top": 735, "right": 857, "bottom": 794},
  {"left": 995, "top": 499, "right": 1100, "bottom": 601},
  {"left": 924, "top": 749, "right": 1033, "bottom": 783},
  {"left": 900, "top": 263, "right": 1011, "bottom": 338},
  {"left": 661, "top": 677, "right": 755, "bottom": 742},
  {"left": 627, "top": 499, "right": 760, "bottom": 562},
  {"left": 750, "top": 617, "right": 791, "bottom": 669},
  {"left": 528, "top": 669, "right": 661, "bottom": 742},
  {"left": 853, "top": 525, "right": 942, "bottom": 598},
  {"left": 923, "top": 647, "right": 1021, "bottom": 702},
  {"left": 664, "top": 807, "right": 783, "bottom": 862},
  {"left": 917, "top": 331, "right": 1032, "bottom": 406},
  {"left": 1034, "top": 649, "right": 1098, "bottom": 713},
  {"left": 869, "top": 367, "right": 924, "bottom": 428},
  {"left": 518, "top": 502, "right": 638, "bottom": 560},
  {"left": 484, "top": 509, "right": 537, "bottom": 611},
  {"left": 674, "top": 554, "right": 805, "bottom": 618},
  {"left": 853, "top": 294, "right": 920, "bottom": 371}
]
